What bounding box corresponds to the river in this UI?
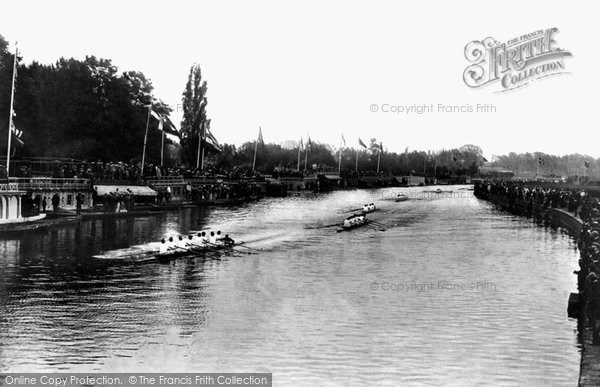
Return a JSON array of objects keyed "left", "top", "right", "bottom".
[{"left": 0, "top": 186, "right": 581, "bottom": 385}]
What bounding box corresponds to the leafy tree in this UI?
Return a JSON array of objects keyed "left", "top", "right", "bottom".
[{"left": 180, "top": 64, "right": 209, "bottom": 167}]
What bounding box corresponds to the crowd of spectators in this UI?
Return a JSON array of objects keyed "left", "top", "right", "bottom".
[
  {"left": 578, "top": 197, "right": 600, "bottom": 343},
  {"left": 9, "top": 160, "right": 269, "bottom": 183},
  {"left": 474, "top": 180, "right": 587, "bottom": 214},
  {"left": 93, "top": 188, "right": 136, "bottom": 213}
]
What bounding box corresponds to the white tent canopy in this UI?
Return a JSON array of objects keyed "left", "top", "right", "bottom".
[{"left": 94, "top": 185, "right": 157, "bottom": 197}]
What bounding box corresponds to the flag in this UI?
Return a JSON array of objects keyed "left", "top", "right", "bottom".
[
  {"left": 157, "top": 116, "right": 164, "bottom": 131},
  {"left": 299, "top": 138, "right": 303, "bottom": 151},
  {"left": 379, "top": 142, "right": 383, "bottom": 152},
  {"left": 358, "top": 138, "right": 367, "bottom": 148},
  {"left": 205, "top": 127, "right": 222, "bottom": 152},
  {"left": 257, "top": 127, "right": 264, "bottom": 145},
  {"left": 585, "top": 161, "right": 590, "bottom": 168},
  {"left": 161, "top": 116, "right": 181, "bottom": 138},
  {"left": 149, "top": 108, "right": 161, "bottom": 121},
  {"left": 10, "top": 122, "right": 23, "bottom": 146},
  {"left": 341, "top": 134, "right": 346, "bottom": 147},
  {"left": 306, "top": 136, "right": 312, "bottom": 149}
]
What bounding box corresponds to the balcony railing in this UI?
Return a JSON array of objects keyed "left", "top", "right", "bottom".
[{"left": 9, "top": 177, "right": 92, "bottom": 191}]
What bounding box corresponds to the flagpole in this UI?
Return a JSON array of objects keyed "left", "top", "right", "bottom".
[
  {"left": 141, "top": 105, "right": 151, "bottom": 178},
  {"left": 6, "top": 43, "right": 17, "bottom": 179},
  {"left": 160, "top": 130, "right": 165, "bottom": 166},
  {"left": 252, "top": 130, "right": 259, "bottom": 172},
  {"left": 304, "top": 145, "right": 308, "bottom": 171},
  {"left": 196, "top": 123, "right": 203, "bottom": 170},
  {"left": 537, "top": 158, "right": 540, "bottom": 179},
  {"left": 201, "top": 124, "right": 206, "bottom": 170},
  {"left": 338, "top": 148, "right": 342, "bottom": 174},
  {"left": 377, "top": 150, "right": 381, "bottom": 174},
  {"left": 355, "top": 149, "right": 359, "bottom": 172},
  {"left": 297, "top": 143, "right": 301, "bottom": 172}
]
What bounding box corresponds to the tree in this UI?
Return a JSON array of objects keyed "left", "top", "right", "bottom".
[{"left": 180, "top": 64, "right": 209, "bottom": 167}]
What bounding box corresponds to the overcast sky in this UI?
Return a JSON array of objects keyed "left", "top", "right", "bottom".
[{"left": 2, "top": 0, "right": 597, "bottom": 159}]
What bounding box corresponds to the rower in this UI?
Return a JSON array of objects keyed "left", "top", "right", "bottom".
[
  {"left": 221, "top": 234, "right": 235, "bottom": 246},
  {"left": 201, "top": 231, "right": 208, "bottom": 244},
  {"left": 176, "top": 236, "right": 187, "bottom": 249},
  {"left": 167, "top": 236, "right": 176, "bottom": 251},
  {"left": 216, "top": 230, "right": 223, "bottom": 245},
  {"left": 208, "top": 231, "right": 217, "bottom": 244},
  {"left": 159, "top": 238, "right": 168, "bottom": 254},
  {"left": 186, "top": 235, "right": 195, "bottom": 246}
]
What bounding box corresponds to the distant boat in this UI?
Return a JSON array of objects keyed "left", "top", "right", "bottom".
[{"left": 395, "top": 193, "right": 408, "bottom": 202}]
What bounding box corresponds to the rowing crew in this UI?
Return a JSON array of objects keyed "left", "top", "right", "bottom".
[
  {"left": 343, "top": 213, "right": 367, "bottom": 228},
  {"left": 158, "top": 231, "right": 235, "bottom": 254},
  {"left": 362, "top": 203, "right": 376, "bottom": 213}
]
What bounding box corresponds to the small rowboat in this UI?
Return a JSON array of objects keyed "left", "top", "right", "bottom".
[
  {"left": 394, "top": 194, "right": 408, "bottom": 202},
  {"left": 337, "top": 213, "right": 368, "bottom": 232},
  {"left": 155, "top": 243, "right": 235, "bottom": 262},
  {"left": 94, "top": 242, "right": 239, "bottom": 263},
  {"left": 362, "top": 203, "right": 377, "bottom": 213}
]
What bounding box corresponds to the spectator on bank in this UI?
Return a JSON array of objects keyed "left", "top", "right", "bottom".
[
  {"left": 51, "top": 193, "right": 60, "bottom": 214},
  {"left": 75, "top": 192, "right": 83, "bottom": 215}
]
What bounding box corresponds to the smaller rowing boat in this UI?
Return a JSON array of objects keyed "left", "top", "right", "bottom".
[
  {"left": 394, "top": 193, "right": 408, "bottom": 202},
  {"left": 337, "top": 213, "right": 368, "bottom": 232},
  {"left": 362, "top": 203, "right": 377, "bottom": 213}
]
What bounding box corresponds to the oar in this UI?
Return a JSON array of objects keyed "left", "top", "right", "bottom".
[
  {"left": 188, "top": 241, "right": 232, "bottom": 255},
  {"left": 364, "top": 221, "right": 386, "bottom": 231},
  {"left": 314, "top": 222, "right": 341, "bottom": 229}
]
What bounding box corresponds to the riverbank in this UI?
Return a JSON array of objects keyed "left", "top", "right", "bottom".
[{"left": 472, "top": 185, "right": 600, "bottom": 386}]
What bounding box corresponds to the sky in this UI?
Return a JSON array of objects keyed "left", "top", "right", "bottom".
[{"left": 1, "top": 0, "right": 598, "bottom": 160}]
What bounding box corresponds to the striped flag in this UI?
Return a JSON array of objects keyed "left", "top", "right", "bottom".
[
  {"left": 205, "top": 127, "right": 222, "bottom": 152},
  {"left": 10, "top": 122, "right": 23, "bottom": 146}
]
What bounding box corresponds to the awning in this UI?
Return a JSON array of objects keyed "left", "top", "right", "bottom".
[{"left": 94, "top": 185, "right": 157, "bottom": 197}]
